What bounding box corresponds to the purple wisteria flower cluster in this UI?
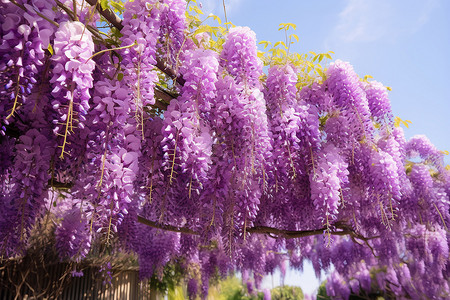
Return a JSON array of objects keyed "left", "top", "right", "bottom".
[
  {"left": 0, "top": 1, "right": 449, "bottom": 299},
  {"left": 50, "top": 21, "right": 95, "bottom": 157}
]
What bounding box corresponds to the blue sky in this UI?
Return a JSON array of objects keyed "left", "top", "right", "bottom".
[
  {"left": 200, "top": 0, "right": 450, "bottom": 294},
  {"left": 202, "top": 0, "right": 450, "bottom": 165}
]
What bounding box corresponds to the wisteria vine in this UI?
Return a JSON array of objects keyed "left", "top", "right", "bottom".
[{"left": 0, "top": 0, "right": 449, "bottom": 299}]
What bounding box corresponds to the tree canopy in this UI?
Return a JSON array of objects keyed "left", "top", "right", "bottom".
[{"left": 1, "top": 0, "right": 449, "bottom": 299}]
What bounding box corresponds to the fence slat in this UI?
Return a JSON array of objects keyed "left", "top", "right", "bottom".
[{"left": 0, "top": 263, "right": 150, "bottom": 300}]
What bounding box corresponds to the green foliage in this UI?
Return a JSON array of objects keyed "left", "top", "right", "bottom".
[
  {"left": 149, "top": 261, "right": 185, "bottom": 294},
  {"left": 205, "top": 276, "right": 266, "bottom": 300},
  {"left": 394, "top": 116, "right": 412, "bottom": 128},
  {"left": 257, "top": 22, "right": 334, "bottom": 87},
  {"left": 99, "top": 0, "right": 125, "bottom": 14},
  {"left": 271, "top": 285, "right": 304, "bottom": 300},
  {"left": 167, "top": 285, "right": 187, "bottom": 300},
  {"left": 316, "top": 281, "right": 330, "bottom": 300}
]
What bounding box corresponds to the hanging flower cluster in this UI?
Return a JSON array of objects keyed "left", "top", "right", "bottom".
[{"left": 0, "top": 1, "right": 449, "bottom": 299}]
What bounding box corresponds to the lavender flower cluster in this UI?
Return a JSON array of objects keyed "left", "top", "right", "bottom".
[{"left": 0, "top": 1, "right": 449, "bottom": 299}]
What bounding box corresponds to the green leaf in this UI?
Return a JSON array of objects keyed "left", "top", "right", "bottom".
[
  {"left": 259, "top": 40, "right": 271, "bottom": 49},
  {"left": 193, "top": 6, "right": 204, "bottom": 15},
  {"left": 111, "top": 27, "right": 123, "bottom": 39},
  {"left": 194, "top": 25, "right": 212, "bottom": 36},
  {"left": 47, "top": 43, "right": 54, "bottom": 55},
  {"left": 100, "top": 0, "right": 109, "bottom": 10},
  {"left": 117, "top": 73, "right": 124, "bottom": 81},
  {"left": 110, "top": 1, "right": 124, "bottom": 13},
  {"left": 257, "top": 51, "right": 265, "bottom": 59},
  {"left": 394, "top": 117, "right": 412, "bottom": 128},
  {"left": 285, "top": 22, "right": 297, "bottom": 30},
  {"left": 290, "top": 33, "right": 299, "bottom": 43},
  {"left": 317, "top": 67, "right": 325, "bottom": 78},
  {"left": 212, "top": 14, "right": 221, "bottom": 24},
  {"left": 223, "top": 21, "right": 235, "bottom": 27},
  {"left": 318, "top": 54, "right": 324, "bottom": 63}
]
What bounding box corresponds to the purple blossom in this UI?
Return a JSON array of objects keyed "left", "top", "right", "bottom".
[
  {"left": 50, "top": 21, "right": 95, "bottom": 158},
  {"left": 326, "top": 271, "right": 350, "bottom": 299},
  {"left": 121, "top": 0, "right": 162, "bottom": 136},
  {"left": 187, "top": 277, "right": 199, "bottom": 300},
  {"left": 0, "top": 129, "right": 53, "bottom": 255},
  {"left": 159, "top": 0, "right": 187, "bottom": 68},
  {"left": 263, "top": 288, "right": 271, "bottom": 300},
  {"left": 364, "top": 80, "right": 394, "bottom": 128},
  {"left": 220, "top": 26, "right": 262, "bottom": 87},
  {"left": 406, "top": 135, "right": 446, "bottom": 172},
  {"left": 326, "top": 60, "right": 374, "bottom": 144},
  {"left": 55, "top": 208, "right": 91, "bottom": 262},
  {"left": 309, "top": 144, "right": 349, "bottom": 227},
  {"left": 0, "top": 0, "right": 56, "bottom": 128},
  {"left": 134, "top": 225, "right": 181, "bottom": 279},
  {"left": 159, "top": 49, "right": 218, "bottom": 225}
]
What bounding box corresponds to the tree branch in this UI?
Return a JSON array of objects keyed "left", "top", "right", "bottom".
[
  {"left": 86, "top": 0, "right": 123, "bottom": 30},
  {"left": 136, "top": 214, "right": 376, "bottom": 242},
  {"left": 47, "top": 180, "right": 74, "bottom": 190},
  {"left": 137, "top": 215, "right": 198, "bottom": 235},
  {"left": 154, "top": 86, "right": 177, "bottom": 110},
  {"left": 246, "top": 225, "right": 352, "bottom": 239}
]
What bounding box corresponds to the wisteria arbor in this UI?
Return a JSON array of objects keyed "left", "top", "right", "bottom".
[{"left": 1, "top": 0, "right": 449, "bottom": 299}]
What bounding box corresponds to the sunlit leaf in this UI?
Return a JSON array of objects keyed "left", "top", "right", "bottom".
[
  {"left": 363, "top": 75, "right": 373, "bottom": 81},
  {"left": 317, "top": 67, "right": 325, "bottom": 78},
  {"left": 259, "top": 40, "right": 271, "bottom": 49},
  {"left": 47, "top": 43, "right": 54, "bottom": 55},
  {"left": 193, "top": 6, "right": 204, "bottom": 15},
  {"left": 318, "top": 53, "right": 324, "bottom": 63},
  {"left": 110, "top": 1, "right": 124, "bottom": 13},
  {"left": 394, "top": 117, "right": 412, "bottom": 128},
  {"left": 285, "top": 22, "right": 297, "bottom": 30},
  {"left": 100, "top": 0, "right": 109, "bottom": 10},
  {"left": 290, "top": 33, "right": 299, "bottom": 43}
]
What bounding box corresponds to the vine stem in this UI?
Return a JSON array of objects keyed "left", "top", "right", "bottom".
[
  {"left": 137, "top": 214, "right": 377, "bottom": 241},
  {"left": 86, "top": 41, "right": 137, "bottom": 62}
]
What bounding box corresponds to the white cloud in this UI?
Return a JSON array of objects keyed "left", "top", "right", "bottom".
[
  {"left": 325, "top": 0, "right": 439, "bottom": 48},
  {"left": 416, "top": 0, "right": 439, "bottom": 29},
  {"left": 198, "top": 0, "right": 242, "bottom": 15},
  {"left": 334, "top": 0, "right": 392, "bottom": 43}
]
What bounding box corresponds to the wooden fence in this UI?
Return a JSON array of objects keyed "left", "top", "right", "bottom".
[{"left": 0, "top": 263, "right": 154, "bottom": 300}]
